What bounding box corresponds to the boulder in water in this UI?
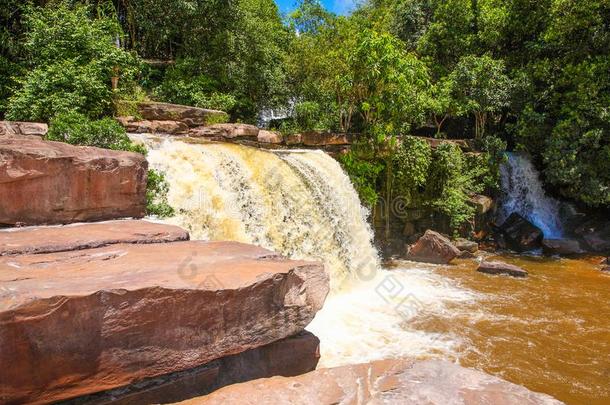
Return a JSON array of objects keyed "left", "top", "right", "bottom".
[
  {"left": 179, "top": 358, "right": 562, "bottom": 405},
  {"left": 477, "top": 260, "right": 528, "bottom": 278},
  {"left": 574, "top": 219, "right": 610, "bottom": 253},
  {"left": 454, "top": 238, "right": 479, "bottom": 253},
  {"left": 405, "top": 230, "right": 460, "bottom": 264},
  {"left": 542, "top": 239, "right": 585, "bottom": 256},
  {"left": 495, "top": 213, "right": 543, "bottom": 252},
  {"left": 0, "top": 241, "right": 328, "bottom": 403}
]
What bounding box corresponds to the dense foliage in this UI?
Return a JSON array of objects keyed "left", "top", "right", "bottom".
[
  {"left": 1, "top": 0, "right": 608, "bottom": 221},
  {"left": 6, "top": 3, "right": 137, "bottom": 121}
]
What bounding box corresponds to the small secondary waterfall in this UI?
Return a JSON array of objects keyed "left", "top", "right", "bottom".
[
  {"left": 498, "top": 152, "right": 563, "bottom": 238},
  {"left": 145, "top": 139, "right": 379, "bottom": 290}
]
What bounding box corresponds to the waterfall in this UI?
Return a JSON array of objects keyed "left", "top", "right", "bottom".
[
  {"left": 498, "top": 152, "right": 563, "bottom": 238},
  {"left": 143, "top": 136, "right": 474, "bottom": 368},
  {"left": 145, "top": 139, "right": 379, "bottom": 290}
]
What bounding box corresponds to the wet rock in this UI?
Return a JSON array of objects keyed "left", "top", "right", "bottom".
[
  {"left": 73, "top": 332, "right": 320, "bottom": 405},
  {"left": 301, "top": 132, "right": 351, "bottom": 146},
  {"left": 477, "top": 260, "right": 528, "bottom": 278},
  {"left": 257, "top": 130, "right": 282, "bottom": 144},
  {"left": 574, "top": 220, "right": 610, "bottom": 253},
  {"left": 406, "top": 230, "right": 460, "bottom": 264},
  {"left": 0, "top": 138, "right": 147, "bottom": 226},
  {"left": 601, "top": 266, "right": 610, "bottom": 273},
  {"left": 459, "top": 250, "right": 476, "bottom": 259},
  {"left": 454, "top": 238, "right": 479, "bottom": 253},
  {"left": 136, "top": 102, "right": 228, "bottom": 127},
  {"left": 0, "top": 220, "right": 189, "bottom": 256},
  {"left": 0, "top": 121, "right": 48, "bottom": 138},
  {"left": 176, "top": 358, "right": 562, "bottom": 405},
  {"left": 495, "top": 213, "right": 543, "bottom": 252},
  {"left": 189, "top": 123, "right": 259, "bottom": 138},
  {"left": 0, "top": 241, "right": 328, "bottom": 404},
  {"left": 542, "top": 239, "right": 585, "bottom": 256}
]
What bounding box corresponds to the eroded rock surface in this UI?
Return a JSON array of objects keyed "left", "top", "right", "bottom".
[
  {"left": 176, "top": 358, "right": 562, "bottom": 405},
  {"left": 0, "top": 220, "right": 188, "bottom": 256},
  {"left": 406, "top": 230, "right": 460, "bottom": 264},
  {"left": 0, "top": 138, "right": 147, "bottom": 225},
  {"left": 0, "top": 241, "right": 328, "bottom": 404}
]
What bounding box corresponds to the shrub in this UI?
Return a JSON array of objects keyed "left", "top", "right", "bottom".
[
  {"left": 392, "top": 136, "right": 432, "bottom": 204},
  {"left": 47, "top": 111, "right": 142, "bottom": 153},
  {"left": 146, "top": 169, "right": 175, "bottom": 218},
  {"left": 338, "top": 151, "right": 385, "bottom": 208}
]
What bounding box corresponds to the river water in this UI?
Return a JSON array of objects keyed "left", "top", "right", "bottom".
[{"left": 142, "top": 137, "right": 610, "bottom": 405}]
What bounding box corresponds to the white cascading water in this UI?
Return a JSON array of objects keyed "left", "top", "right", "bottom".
[
  {"left": 498, "top": 152, "right": 563, "bottom": 238},
  {"left": 144, "top": 137, "right": 477, "bottom": 367}
]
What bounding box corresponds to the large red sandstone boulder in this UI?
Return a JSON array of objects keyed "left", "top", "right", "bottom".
[
  {"left": 406, "top": 230, "right": 460, "bottom": 264},
  {"left": 136, "top": 102, "right": 228, "bottom": 127},
  {"left": 477, "top": 260, "right": 528, "bottom": 278},
  {"left": 177, "top": 358, "right": 562, "bottom": 405},
  {"left": 0, "top": 240, "right": 328, "bottom": 403},
  {"left": 0, "top": 220, "right": 188, "bottom": 256},
  {"left": 0, "top": 138, "right": 147, "bottom": 225},
  {"left": 0, "top": 121, "right": 48, "bottom": 138}
]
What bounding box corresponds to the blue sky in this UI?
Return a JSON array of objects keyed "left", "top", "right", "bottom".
[{"left": 274, "top": 0, "right": 357, "bottom": 16}]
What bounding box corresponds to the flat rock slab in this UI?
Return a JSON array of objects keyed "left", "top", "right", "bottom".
[
  {"left": 0, "top": 241, "right": 328, "bottom": 404},
  {"left": 177, "top": 358, "right": 562, "bottom": 405},
  {"left": 477, "top": 260, "right": 528, "bottom": 278},
  {"left": 0, "top": 121, "right": 48, "bottom": 137},
  {"left": 0, "top": 138, "right": 147, "bottom": 226},
  {"left": 0, "top": 220, "right": 189, "bottom": 256}
]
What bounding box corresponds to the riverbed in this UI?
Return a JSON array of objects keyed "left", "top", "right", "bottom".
[{"left": 308, "top": 254, "right": 610, "bottom": 405}]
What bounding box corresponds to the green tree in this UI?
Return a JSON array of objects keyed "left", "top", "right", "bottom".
[
  {"left": 449, "top": 54, "right": 511, "bottom": 139},
  {"left": 6, "top": 2, "right": 137, "bottom": 122}
]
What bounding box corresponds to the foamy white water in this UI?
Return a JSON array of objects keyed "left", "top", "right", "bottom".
[{"left": 143, "top": 137, "right": 479, "bottom": 365}]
